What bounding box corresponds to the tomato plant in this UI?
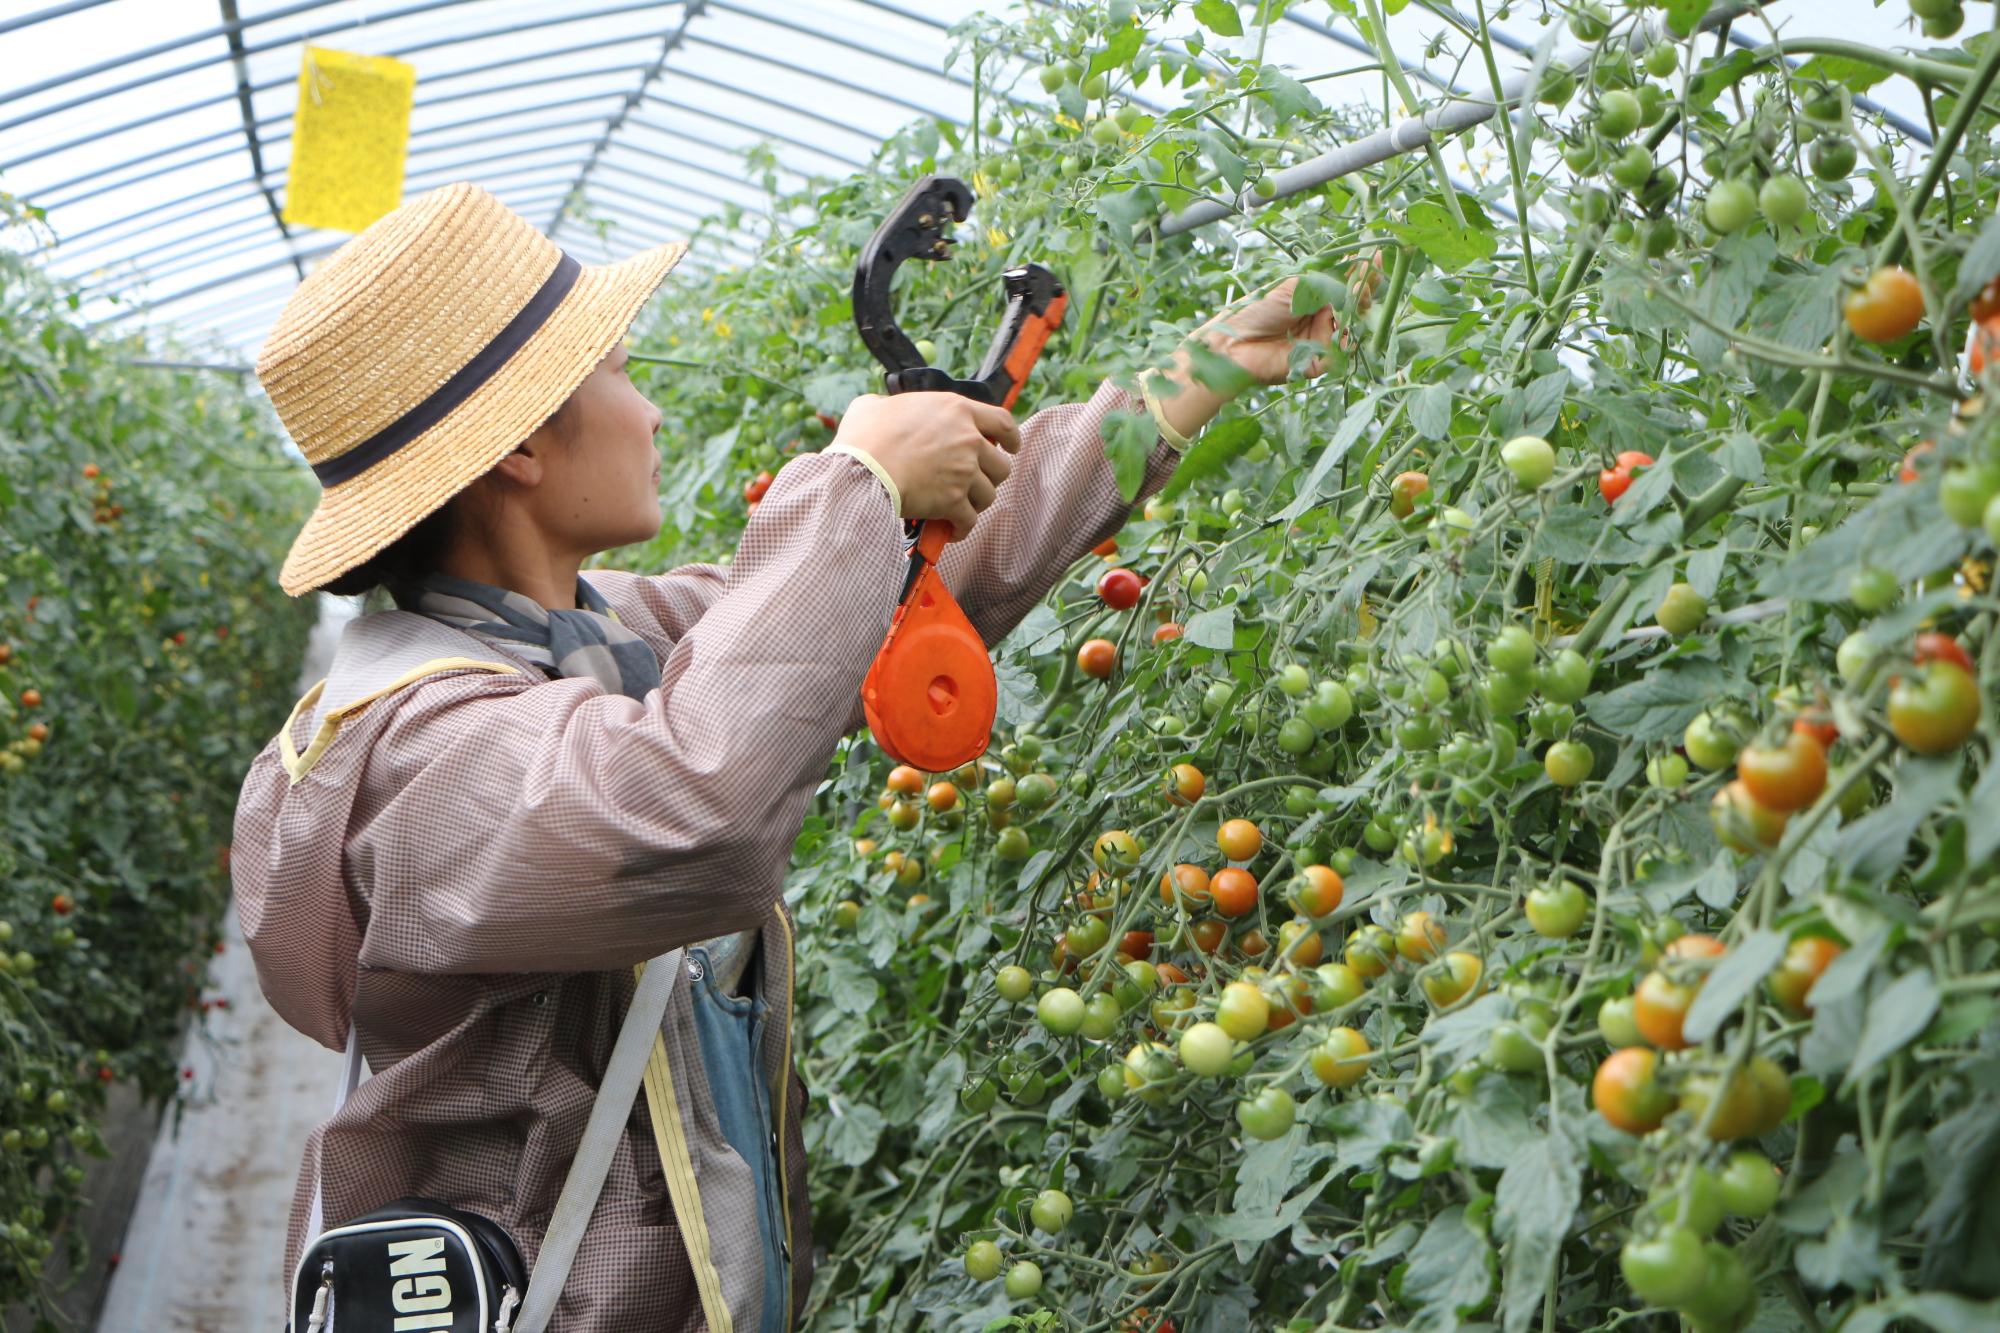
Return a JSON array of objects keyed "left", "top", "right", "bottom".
[
  {"left": 0, "top": 198, "right": 315, "bottom": 1312},
  {"left": 600, "top": 2, "right": 2000, "bottom": 1327}
]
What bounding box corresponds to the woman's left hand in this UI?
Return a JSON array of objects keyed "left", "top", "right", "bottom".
[{"left": 1195, "top": 272, "right": 1358, "bottom": 386}]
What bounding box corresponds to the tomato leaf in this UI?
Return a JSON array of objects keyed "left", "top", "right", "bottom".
[
  {"left": 1402, "top": 1205, "right": 1494, "bottom": 1321},
  {"left": 1588, "top": 659, "right": 1729, "bottom": 741},
  {"left": 1965, "top": 760, "right": 2000, "bottom": 867},
  {"left": 1495, "top": 1133, "right": 1580, "bottom": 1333},
  {"left": 1086, "top": 24, "right": 1143, "bottom": 79},
  {"left": 1682, "top": 927, "right": 1787, "bottom": 1043},
  {"left": 818, "top": 1097, "right": 887, "bottom": 1168},
  {"left": 1389, "top": 199, "right": 1497, "bottom": 273},
  {"left": 1183, "top": 605, "right": 1236, "bottom": 650},
  {"left": 1764, "top": 480, "right": 1976, "bottom": 600},
  {"left": 1442, "top": 1074, "right": 1540, "bottom": 1170},
  {"left": 1410, "top": 383, "right": 1453, "bottom": 441},
  {"left": 1492, "top": 369, "right": 1570, "bottom": 441},
  {"left": 1796, "top": 52, "right": 1894, "bottom": 94},
  {"left": 1191, "top": 0, "right": 1242, "bottom": 34},
  {"left": 1278, "top": 389, "right": 1382, "bottom": 521},
  {"left": 993, "top": 659, "right": 1041, "bottom": 727},
  {"left": 1162, "top": 414, "right": 1262, "bottom": 498},
  {"left": 1915, "top": 1097, "right": 2000, "bottom": 1301},
  {"left": 1829, "top": 756, "right": 1962, "bottom": 886},
  {"left": 1844, "top": 967, "right": 1941, "bottom": 1092},
  {"left": 1101, "top": 406, "right": 1157, "bottom": 501},
  {"left": 1290, "top": 267, "right": 1343, "bottom": 318}
]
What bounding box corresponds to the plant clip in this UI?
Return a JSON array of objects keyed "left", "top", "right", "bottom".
[{"left": 853, "top": 173, "right": 1069, "bottom": 772}]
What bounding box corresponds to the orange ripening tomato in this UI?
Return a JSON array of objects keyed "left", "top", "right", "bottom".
[
  {"left": 1973, "top": 276, "right": 2000, "bottom": 322},
  {"left": 1164, "top": 762, "right": 1206, "bottom": 806},
  {"left": 1216, "top": 818, "right": 1263, "bottom": 862},
  {"left": 1077, "top": 638, "right": 1117, "bottom": 679},
  {"left": 1599, "top": 450, "right": 1655, "bottom": 504},
  {"left": 1093, "top": 537, "right": 1119, "bottom": 559},
  {"left": 1152, "top": 622, "right": 1183, "bottom": 644},
  {"left": 1899, "top": 439, "right": 1935, "bottom": 484},
  {"left": 1792, "top": 708, "right": 1839, "bottom": 750},
  {"left": 1290, "top": 864, "right": 1344, "bottom": 917},
  {"left": 925, "top": 781, "right": 960, "bottom": 813},
  {"left": 1388, "top": 470, "right": 1430, "bottom": 519},
  {"left": 1159, "top": 863, "right": 1212, "bottom": 909},
  {"left": 1969, "top": 315, "right": 2000, "bottom": 375},
  {"left": 1843, "top": 265, "right": 1923, "bottom": 343},
  {"left": 1633, "top": 970, "right": 1699, "bottom": 1049},
  {"left": 1210, "top": 866, "right": 1260, "bottom": 917},
  {"left": 886, "top": 764, "right": 925, "bottom": 796},
  {"left": 1737, "top": 730, "right": 1828, "bottom": 813},
  {"left": 1664, "top": 932, "right": 1726, "bottom": 962},
  {"left": 1769, "top": 935, "right": 1844, "bottom": 1017},
  {"left": 1594, "top": 1047, "right": 1673, "bottom": 1133}
]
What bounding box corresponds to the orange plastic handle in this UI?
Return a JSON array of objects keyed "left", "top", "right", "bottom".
[{"left": 999, "top": 295, "right": 1068, "bottom": 410}]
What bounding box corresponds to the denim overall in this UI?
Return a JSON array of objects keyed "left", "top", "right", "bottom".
[{"left": 686, "top": 944, "right": 790, "bottom": 1333}]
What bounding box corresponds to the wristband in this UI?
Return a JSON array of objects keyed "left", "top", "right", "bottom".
[
  {"left": 825, "top": 441, "right": 903, "bottom": 518},
  {"left": 1137, "top": 367, "right": 1198, "bottom": 453}
]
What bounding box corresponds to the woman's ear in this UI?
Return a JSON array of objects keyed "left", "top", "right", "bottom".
[{"left": 488, "top": 437, "right": 548, "bottom": 488}]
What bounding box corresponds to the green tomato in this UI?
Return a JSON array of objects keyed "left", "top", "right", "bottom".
[
  {"left": 1095, "top": 1065, "right": 1127, "bottom": 1100},
  {"left": 1538, "top": 68, "right": 1577, "bottom": 107},
  {"left": 1081, "top": 993, "right": 1123, "bottom": 1040},
  {"left": 1178, "top": 1021, "right": 1235, "bottom": 1077},
  {"left": 1202, "top": 680, "right": 1237, "bottom": 717},
  {"left": 1718, "top": 1149, "right": 1782, "bottom": 1217},
  {"left": 1277, "top": 663, "right": 1311, "bottom": 697},
  {"left": 913, "top": 338, "right": 938, "bottom": 364},
  {"left": 1654, "top": 582, "right": 1709, "bottom": 637},
  {"left": 1609, "top": 143, "right": 1655, "bottom": 190},
  {"left": 1683, "top": 709, "right": 1746, "bottom": 770},
  {"left": 1597, "top": 89, "right": 1641, "bottom": 139},
  {"left": 1644, "top": 43, "right": 1679, "bottom": 76},
  {"left": 1488, "top": 1009, "right": 1552, "bottom": 1072},
  {"left": 1277, "top": 717, "right": 1318, "bottom": 755},
  {"left": 1597, "top": 995, "right": 1643, "bottom": 1047},
  {"left": 1759, "top": 173, "right": 1810, "bottom": 228},
  {"left": 1501, "top": 435, "right": 1556, "bottom": 489},
  {"left": 1235, "top": 1086, "right": 1297, "bottom": 1141},
  {"left": 1311, "top": 962, "right": 1366, "bottom": 1010},
  {"left": 1619, "top": 1226, "right": 1709, "bottom": 1308},
  {"left": 1037, "top": 987, "right": 1086, "bottom": 1035},
  {"left": 1484, "top": 670, "right": 1533, "bottom": 716},
  {"left": 1537, "top": 649, "right": 1593, "bottom": 704},
  {"left": 1646, "top": 1163, "right": 1726, "bottom": 1238},
  {"left": 1646, "top": 752, "right": 1690, "bottom": 790},
  {"left": 1703, "top": 178, "right": 1758, "bottom": 235},
  {"left": 1810, "top": 135, "right": 1857, "bottom": 182},
  {"left": 996, "top": 826, "right": 1034, "bottom": 861},
  {"left": 1004, "top": 1259, "right": 1043, "bottom": 1300},
  {"left": 1487, "top": 625, "right": 1536, "bottom": 676},
  {"left": 1570, "top": 3, "right": 1611, "bottom": 40},
  {"left": 1029, "top": 1187, "right": 1074, "bottom": 1233},
  {"left": 1848, "top": 565, "right": 1899, "bottom": 611},
  {"left": 1252, "top": 175, "right": 1277, "bottom": 200},
  {"left": 1525, "top": 879, "right": 1589, "bottom": 938},
  {"left": 996, "top": 964, "right": 1034, "bottom": 1003},
  {"left": 1836, "top": 630, "right": 1878, "bottom": 684},
  {"left": 1082, "top": 71, "right": 1109, "bottom": 99},
  {"left": 966, "top": 1239, "right": 1004, "bottom": 1281},
  {"left": 1088, "top": 117, "right": 1120, "bottom": 146},
  {"left": 1039, "top": 64, "right": 1068, "bottom": 92},
  {"left": 1545, "top": 739, "right": 1594, "bottom": 787},
  {"left": 961, "top": 1076, "right": 998, "bottom": 1113},
  {"left": 1115, "top": 103, "right": 1145, "bottom": 131},
  {"left": 1921, "top": 3, "right": 1965, "bottom": 38},
  {"left": 1643, "top": 216, "right": 1678, "bottom": 259},
  {"left": 1302, "top": 680, "right": 1354, "bottom": 730},
  {"left": 1939, "top": 463, "right": 2000, "bottom": 527}
]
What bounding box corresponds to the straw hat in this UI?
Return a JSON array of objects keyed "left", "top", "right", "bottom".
[{"left": 257, "top": 181, "right": 688, "bottom": 595}]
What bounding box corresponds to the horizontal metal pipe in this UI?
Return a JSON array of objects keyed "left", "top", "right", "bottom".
[{"left": 1161, "top": 1, "right": 1755, "bottom": 236}]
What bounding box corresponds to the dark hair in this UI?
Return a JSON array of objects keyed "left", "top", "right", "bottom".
[{"left": 317, "top": 399, "right": 582, "bottom": 601}]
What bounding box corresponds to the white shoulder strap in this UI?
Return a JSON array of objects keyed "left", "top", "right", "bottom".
[{"left": 304, "top": 951, "right": 683, "bottom": 1333}]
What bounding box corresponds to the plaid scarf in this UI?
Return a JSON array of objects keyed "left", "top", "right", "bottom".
[{"left": 391, "top": 571, "right": 662, "bottom": 702}]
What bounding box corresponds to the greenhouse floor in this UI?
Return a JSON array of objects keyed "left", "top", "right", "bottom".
[{"left": 96, "top": 599, "right": 357, "bottom": 1333}]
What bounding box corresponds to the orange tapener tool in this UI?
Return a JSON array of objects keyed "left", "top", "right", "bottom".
[{"left": 851, "top": 175, "right": 1068, "bottom": 772}]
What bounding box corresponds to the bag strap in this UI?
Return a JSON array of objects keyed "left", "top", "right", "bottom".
[{"left": 305, "top": 951, "right": 683, "bottom": 1333}]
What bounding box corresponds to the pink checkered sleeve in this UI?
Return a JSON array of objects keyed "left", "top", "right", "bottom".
[
  {"left": 935, "top": 379, "right": 1179, "bottom": 648},
  {"left": 348, "top": 451, "right": 905, "bottom": 974}
]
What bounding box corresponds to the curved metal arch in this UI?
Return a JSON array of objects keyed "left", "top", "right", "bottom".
[
  {"left": 576, "top": 157, "right": 777, "bottom": 229},
  {"left": 594, "top": 137, "right": 781, "bottom": 208},
  {"left": 635, "top": 93, "right": 868, "bottom": 170},
  {"left": 681, "top": 31, "right": 970, "bottom": 125},
  {"left": 51, "top": 138, "right": 603, "bottom": 265},
  {"left": 615, "top": 119, "right": 826, "bottom": 190},
  {"left": 553, "top": 179, "right": 765, "bottom": 256},
  {"left": 3, "top": 6, "right": 679, "bottom": 177},
  {"left": 639, "top": 64, "right": 888, "bottom": 148}
]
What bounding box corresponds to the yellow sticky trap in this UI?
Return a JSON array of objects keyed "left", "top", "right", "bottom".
[{"left": 283, "top": 46, "right": 416, "bottom": 234}]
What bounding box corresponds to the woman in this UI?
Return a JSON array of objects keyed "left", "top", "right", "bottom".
[{"left": 234, "top": 180, "right": 1339, "bottom": 1330}]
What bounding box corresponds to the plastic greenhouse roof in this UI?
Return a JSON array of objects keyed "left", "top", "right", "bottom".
[{"left": 0, "top": 0, "right": 1932, "bottom": 366}]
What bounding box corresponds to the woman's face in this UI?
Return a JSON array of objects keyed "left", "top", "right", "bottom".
[{"left": 528, "top": 342, "right": 664, "bottom": 555}]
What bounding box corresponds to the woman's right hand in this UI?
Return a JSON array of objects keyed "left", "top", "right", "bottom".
[{"left": 833, "top": 392, "right": 1019, "bottom": 536}]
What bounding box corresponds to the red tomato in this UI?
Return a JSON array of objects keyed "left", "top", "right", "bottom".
[
  {"left": 1152, "top": 622, "right": 1183, "bottom": 644},
  {"left": 1119, "top": 930, "right": 1155, "bottom": 962},
  {"left": 1092, "top": 537, "right": 1119, "bottom": 559},
  {"left": 1209, "top": 867, "right": 1260, "bottom": 917},
  {"left": 1098, "top": 567, "right": 1145, "bottom": 610},
  {"left": 1791, "top": 709, "right": 1839, "bottom": 750},
  {"left": 1599, "top": 450, "right": 1655, "bottom": 504},
  {"left": 743, "top": 470, "right": 773, "bottom": 503},
  {"left": 1912, "top": 632, "right": 1974, "bottom": 674},
  {"left": 1188, "top": 919, "right": 1227, "bottom": 954}
]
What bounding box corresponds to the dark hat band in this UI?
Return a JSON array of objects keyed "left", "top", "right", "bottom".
[{"left": 311, "top": 251, "right": 582, "bottom": 487}]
